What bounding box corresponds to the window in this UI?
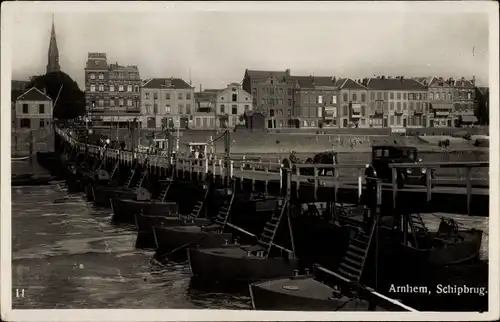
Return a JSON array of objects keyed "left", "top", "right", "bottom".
[
  {"left": 220, "top": 104, "right": 225, "bottom": 114},
  {"left": 390, "top": 92, "right": 394, "bottom": 100},
  {"left": 98, "top": 84, "right": 104, "bottom": 92},
  {"left": 252, "top": 88, "right": 257, "bottom": 95},
  {"left": 447, "top": 93, "right": 452, "bottom": 100},
  {"left": 99, "top": 99, "right": 104, "bottom": 107},
  {"left": 279, "top": 99, "right": 284, "bottom": 105},
  {"left": 397, "top": 102, "right": 401, "bottom": 111},
  {"left": 165, "top": 105, "right": 171, "bottom": 113},
  {"left": 403, "top": 102, "right": 407, "bottom": 110},
  {"left": 178, "top": 93, "right": 183, "bottom": 100},
  {"left": 410, "top": 102, "right": 414, "bottom": 110},
  {"left": 232, "top": 105, "right": 238, "bottom": 115},
  {"left": 318, "top": 95, "right": 323, "bottom": 104},
  {"left": 331, "top": 95, "right": 337, "bottom": 104},
  {"left": 303, "top": 120, "right": 308, "bottom": 127},
  {"left": 186, "top": 104, "right": 191, "bottom": 114},
  {"left": 397, "top": 92, "right": 401, "bottom": 100},
  {"left": 440, "top": 93, "right": 445, "bottom": 100},
  {"left": 396, "top": 115, "right": 401, "bottom": 125},
  {"left": 377, "top": 92, "right": 382, "bottom": 100},
  {"left": 20, "top": 119, "right": 31, "bottom": 128},
  {"left": 178, "top": 104, "right": 184, "bottom": 114},
  {"left": 22, "top": 104, "right": 28, "bottom": 114},
  {"left": 90, "top": 85, "right": 96, "bottom": 92},
  {"left": 90, "top": 73, "right": 95, "bottom": 80},
  {"left": 110, "top": 85, "right": 114, "bottom": 92},
  {"left": 318, "top": 107, "right": 323, "bottom": 118},
  {"left": 118, "top": 85, "right": 124, "bottom": 92},
  {"left": 110, "top": 99, "right": 115, "bottom": 107},
  {"left": 98, "top": 73, "right": 104, "bottom": 80},
  {"left": 288, "top": 99, "right": 292, "bottom": 106},
  {"left": 127, "top": 85, "right": 132, "bottom": 92},
  {"left": 232, "top": 94, "right": 237, "bottom": 102},
  {"left": 361, "top": 93, "right": 366, "bottom": 102},
  {"left": 390, "top": 115, "right": 394, "bottom": 125},
  {"left": 343, "top": 93, "right": 348, "bottom": 102},
  {"left": 186, "top": 92, "right": 191, "bottom": 100},
  {"left": 38, "top": 104, "right": 45, "bottom": 114},
  {"left": 127, "top": 99, "right": 132, "bottom": 107},
  {"left": 416, "top": 94, "right": 421, "bottom": 100},
  {"left": 135, "top": 86, "right": 139, "bottom": 93},
  {"left": 383, "top": 92, "right": 388, "bottom": 100},
  {"left": 288, "top": 88, "right": 292, "bottom": 95},
  {"left": 145, "top": 93, "right": 150, "bottom": 99},
  {"left": 390, "top": 102, "right": 394, "bottom": 110},
  {"left": 467, "top": 92, "right": 472, "bottom": 99},
  {"left": 429, "top": 93, "right": 434, "bottom": 100},
  {"left": 423, "top": 93, "right": 426, "bottom": 101},
  {"left": 403, "top": 93, "right": 407, "bottom": 100},
  {"left": 352, "top": 93, "right": 357, "bottom": 101},
  {"left": 244, "top": 104, "right": 250, "bottom": 111},
  {"left": 361, "top": 106, "right": 365, "bottom": 116},
  {"left": 370, "top": 92, "right": 375, "bottom": 100},
  {"left": 153, "top": 92, "right": 158, "bottom": 100},
  {"left": 343, "top": 105, "right": 348, "bottom": 116},
  {"left": 39, "top": 120, "right": 45, "bottom": 128},
  {"left": 119, "top": 99, "right": 124, "bottom": 107},
  {"left": 409, "top": 93, "right": 414, "bottom": 100}
]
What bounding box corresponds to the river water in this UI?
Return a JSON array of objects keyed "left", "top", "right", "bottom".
[
  {"left": 11, "top": 163, "right": 250, "bottom": 309},
  {"left": 10, "top": 155, "right": 489, "bottom": 309}
]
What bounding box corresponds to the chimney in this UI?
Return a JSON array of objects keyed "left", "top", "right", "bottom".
[
  {"left": 332, "top": 76, "right": 337, "bottom": 84},
  {"left": 472, "top": 76, "right": 476, "bottom": 85},
  {"left": 285, "top": 69, "right": 290, "bottom": 76},
  {"left": 200, "top": 84, "right": 202, "bottom": 92},
  {"left": 400, "top": 76, "right": 404, "bottom": 82},
  {"left": 381, "top": 75, "right": 385, "bottom": 80}
]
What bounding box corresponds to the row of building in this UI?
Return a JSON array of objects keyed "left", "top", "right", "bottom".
[{"left": 83, "top": 52, "right": 488, "bottom": 130}]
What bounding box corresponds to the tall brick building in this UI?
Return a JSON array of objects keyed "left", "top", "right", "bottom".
[
  {"left": 242, "top": 69, "right": 294, "bottom": 129},
  {"left": 365, "top": 77, "right": 427, "bottom": 128},
  {"left": 289, "top": 76, "right": 339, "bottom": 128},
  {"left": 84, "top": 53, "right": 141, "bottom": 126},
  {"left": 337, "top": 78, "right": 369, "bottom": 128}
]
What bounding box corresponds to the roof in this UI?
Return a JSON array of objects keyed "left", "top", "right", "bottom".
[
  {"left": 16, "top": 87, "right": 52, "bottom": 102},
  {"left": 142, "top": 78, "right": 192, "bottom": 89},
  {"left": 428, "top": 77, "right": 456, "bottom": 87},
  {"left": 366, "top": 78, "right": 426, "bottom": 91},
  {"left": 194, "top": 90, "right": 218, "bottom": 102},
  {"left": 454, "top": 78, "right": 475, "bottom": 88},
  {"left": 335, "top": 78, "right": 368, "bottom": 90},
  {"left": 85, "top": 58, "right": 109, "bottom": 70},
  {"left": 290, "top": 76, "right": 337, "bottom": 88},
  {"left": 245, "top": 69, "right": 288, "bottom": 80}
]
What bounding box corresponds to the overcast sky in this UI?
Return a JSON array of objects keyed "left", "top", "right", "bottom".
[{"left": 6, "top": 2, "right": 492, "bottom": 90}]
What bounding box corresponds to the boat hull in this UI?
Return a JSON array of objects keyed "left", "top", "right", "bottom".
[
  {"left": 112, "top": 198, "right": 178, "bottom": 223},
  {"left": 402, "top": 229, "right": 483, "bottom": 266},
  {"left": 135, "top": 214, "right": 211, "bottom": 249},
  {"left": 250, "top": 277, "right": 371, "bottom": 311},
  {"left": 93, "top": 186, "right": 136, "bottom": 208},
  {"left": 187, "top": 246, "right": 299, "bottom": 282},
  {"left": 153, "top": 225, "right": 231, "bottom": 259}
]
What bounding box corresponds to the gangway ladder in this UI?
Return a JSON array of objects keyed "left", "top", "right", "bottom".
[
  {"left": 213, "top": 180, "right": 237, "bottom": 230},
  {"left": 408, "top": 212, "right": 429, "bottom": 249},
  {"left": 257, "top": 198, "right": 288, "bottom": 258},
  {"left": 109, "top": 158, "right": 120, "bottom": 181},
  {"left": 185, "top": 182, "right": 210, "bottom": 220},
  {"left": 134, "top": 156, "right": 150, "bottom": 189},
  {"left": 157, "top": 169, "right": 176, "bottom": 202},
  {"left": 336, "top": 219, "right": 377, "bottom": 283}
]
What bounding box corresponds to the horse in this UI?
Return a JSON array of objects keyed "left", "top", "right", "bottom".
[{"left": 312, "top": 152, "right": 338, "bottom": 176}]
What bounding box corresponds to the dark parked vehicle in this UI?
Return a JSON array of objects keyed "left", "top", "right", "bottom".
[{"left": 365, "top": 145, "right": 433, "bottom": 188}]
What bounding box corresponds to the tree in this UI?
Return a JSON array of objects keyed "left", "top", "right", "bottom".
[{"left": 27, "top": 71, "right": 86, "bottom": 119}]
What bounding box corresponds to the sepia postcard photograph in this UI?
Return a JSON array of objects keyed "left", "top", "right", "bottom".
[{"left": 1, "top": 1, "right": 499, "bottom": 321}]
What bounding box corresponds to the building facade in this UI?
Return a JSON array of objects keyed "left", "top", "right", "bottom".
[
  {"left": 337, "top": 78, "right": 370, "bottom": 128},
  {"left": 242, "top": 69, "right": 294, "bottom": 129},
  {"left": 425, "top": 77, "right": 456, "bottom": 128},
  {"left": 213, "top": 83, "right": 252, "bottom": 128},
  {"left": 14, "top": 88, "right": 53, "bottom": 130},
  {"left": 290, "top": 76, "right": 339, "bottom": 128},
  {"left": 475, "top": 87, "right": 489, "bottom": 125},
  {"left": 84, "top": 53, "right": 142, "bottom": 125},
  {"left": 141, "top": 78, "right": 195, "bottom": 129},
  {"left": 453, "top": 77, "right": 477, "bottom": 126},
  {"left": 365, "top": 77, "right": 427, "bottom": 128}
]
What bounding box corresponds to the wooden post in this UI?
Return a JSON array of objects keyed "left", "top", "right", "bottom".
[
  {"left": 425, "top": 168, "right": 432, "bottom": 202},
  {"left": 391, "top": 167, "right": 397, "bottom": 210},
  {"left": 357, "top": 168, "right": 363, "bottom": 204},
  {"left": 375, "top": 179, "right": 382, "bottom": 291},
  {"left": 224, "top": 130, "right": 231, "bottom": 187},
  {"left": 295, "top": 166, "right": 300, "bottom": 199},
  {"left": 285, "top": 167, "right": 296, "bottom": 259},
  {"left": 466, "top": 167, "right": 472, "bottom": 216},
  {"left": 314, "top": 165, "right": 318, "bottom": 200}
]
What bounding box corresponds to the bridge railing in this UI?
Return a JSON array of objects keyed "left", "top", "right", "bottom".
[{"left": 389, "top": 162, "right": 489, "bottom": 215}]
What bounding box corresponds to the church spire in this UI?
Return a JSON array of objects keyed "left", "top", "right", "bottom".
[{"left": 47, "top": 14, "right": 61, "bottom": 74}]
